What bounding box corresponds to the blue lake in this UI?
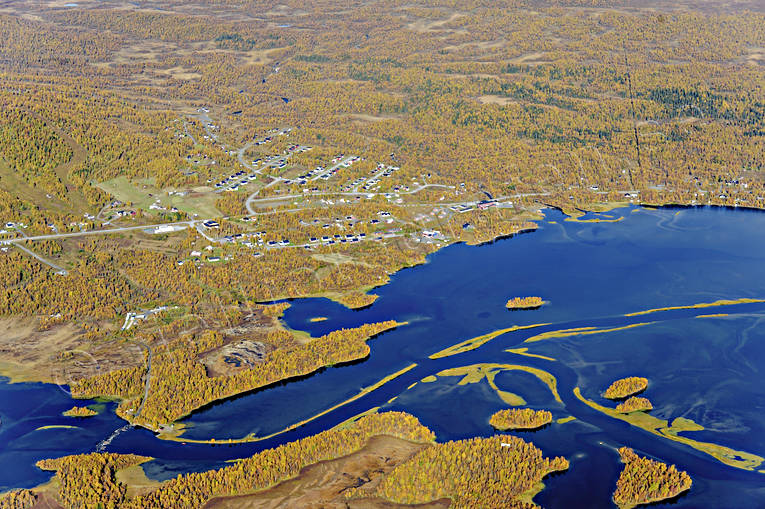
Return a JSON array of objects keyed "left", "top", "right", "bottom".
[{"left": 2, "top": 205, "right": 765, "bottom": 508}]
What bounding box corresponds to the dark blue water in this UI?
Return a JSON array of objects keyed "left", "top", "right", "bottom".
[
  {"left": 0, "top": 382, "right": 125, "bottom": 490},
  {"left": 3, "top": 206, "right": 765, "bottom": 507}
]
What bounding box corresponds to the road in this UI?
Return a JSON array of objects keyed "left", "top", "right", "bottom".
[
  {"left": 349, "top": 163, "right": 394, "bottom": 193},
  {"left": 195, "top": 111, "right": 218, "bottom": 142},
  {"left": 244, "top": 182, "right": 458, "bottom": 214},
  {"left": 195, "top": 222, "right": 218, "bottom": 243},
  {"left": 310, "top": 155, "right": 355, "bottom": 181},
  {"left": 235, "top": 139, "right": 260, "bottom": 172},
  {"left": 13, "top": 225, "right": 29, "bottom": 239},
  {"left": 0, "top": 186, "right": 636, "bottom": 248},
  {"left": 95, "top": 339, "right": 154, "bottom": 447},
  {"left": 14, "top": 243, "right": 68, "bottom": 275},
  {"left": 13, "top": 223, "right": 70, "bottom": 273},
  {"left": 0, "top": 220, "right": 204, "bottom": 245},
  {"left": 183, "top": 121, "right": 199, "bottom": 145},
  {"left": 131, "top": 341, "right": 153, "bottom": 419},
  {"left": 237, "top": 139, "right": 301, "bottom": 213}
]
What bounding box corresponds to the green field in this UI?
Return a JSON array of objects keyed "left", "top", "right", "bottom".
[{"left": 97, "top": 176, "right": 221, "bottom": 218}]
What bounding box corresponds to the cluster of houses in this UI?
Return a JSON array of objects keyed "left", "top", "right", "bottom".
[
  {"left": 215, "top": 169, "right": 259, "bottom": 192},
  {"left": 282, "top": 153, "right": 356, "bottom": 186},
  {"left": 188, "top": 208, "right": 401, "bottom": 258},
  {"left": 343, "top": 163, "right": 398, "bottom": 192}
]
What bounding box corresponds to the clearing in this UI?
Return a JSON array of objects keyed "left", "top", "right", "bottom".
[
  {"left": 97, "top": 176, "right": 221, "bottom": 218},
  {"left": 202, "top": 435, "right": 450, "bottom": 509}
]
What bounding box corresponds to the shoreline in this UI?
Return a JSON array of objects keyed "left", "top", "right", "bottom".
[
  {"left": 157, "top": 363, "right": 419, "bottom": 444},
  {"left": 122, "top": 320, "right": 410, "bottom": 433},
  {"left": 3, "top": 203, "right": 765, "bottom": 439}
]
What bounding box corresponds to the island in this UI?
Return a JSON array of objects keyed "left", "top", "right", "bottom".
[
  {"left": 9, "top": 411, "right": 568, "bottom": 509},
  {"left": 62, "top": 406, "right": 98, "bottom": 418},
  {"left": 0, "top": 1, "right": 764, "bottom": 507},
  {"left": 345, "top": 431, "right": 569, "bottom": 508},
  {"left": 506, "top": 296, "right": 545, "bottom": 310},
  {"left": 489, "top": 408, "right": 553, "bottom": 430},
  {"left": 604, "top": 377, "right": 649, "bottom": 399},
  {"left": 613, "top": 447, "right": 692, "bottom": 509},
  {"left": 574, "top": 387, "right": 765, "bottom": 472},
  {"left": 616, "top": 397, "right": 653, "bottom": 414}
]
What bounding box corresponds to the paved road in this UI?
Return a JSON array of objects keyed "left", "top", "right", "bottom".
[
  {"left": 183, "top": 120, "right": 199, "bottom": 145},
  {"left": 238, "top": 140, "right": 298, "bottom": 214},
  {"left": 13, "top": 225, "right": 29, "bottom": 239},
  {"left": 244, "top": 183, "right": 458, "bottom": 213},
  {"left": 14, "top": 243, "right": 68, "bottom": 275},
  {"left": 0, "top": 220, "right": 203, "bottom": 245},
  {"left": 235, "top": 139, "right": 259, "bottom": 172},
  {"left": 195, "top": 222, "right": 218, "bottom": 243},
  {"left": 310, "top": 156, "right": 355, "bottom": 181},
  {"left": 244, "top": 186, "right": 635, "bottom": 212},
  {"left": 0, "top": 187, "right": 637, "bottom": 247},
  {"left": 195, "top": 111, "right": 218, "bottom": 142}
]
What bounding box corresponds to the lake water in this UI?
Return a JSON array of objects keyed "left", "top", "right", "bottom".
[{"left": 2, "top": 205, "right": 765, "bottom": 507}]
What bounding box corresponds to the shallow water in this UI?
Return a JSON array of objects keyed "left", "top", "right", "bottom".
[{"left": 3, "top": 205, "right": 765, "bottom": 507}]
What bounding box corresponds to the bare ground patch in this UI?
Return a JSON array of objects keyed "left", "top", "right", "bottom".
[
  {"left": 0, "top": 315, "right": 145, "bottom": 386},
  {"left": 508, "top": 51, "right": 548, "bottom": 65},
  {"left": 348, "top": 113, "right": 403, "bottom": 123},
  {"left": 156, "top": 66, "right": 202, "bottom": 80},
  {"left": 443, "top": 39, "right": 507, "bottom": 52},
  {"left": 742, "top": 47, "right": 765, "bottom": 66},
  {"left": 243, "top": 47, "right": 289, "bottom": 66},
  {"left": 407, "top": 12, "right": 465, "bottom": 34},
  {"left": 202, "top": 435, "right": 450, "bottom": 509},
  {"left": 477, "top": 95, "right": 517, "bottom": 106}
]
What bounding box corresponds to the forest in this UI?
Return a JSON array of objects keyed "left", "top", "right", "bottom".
[
  {"left": 3, "top": 411, "right": 573, "bottom": 509},
  {"left": 506, "top": 296, "right": 545, "bottom": 309},
  {"left": 490, "top": 408, "right": 553, "bottom": 430},
  {"left": 616, "top": 396, "right": 653, "bottom": 414},
  {"left": 62, "top": 406, "right": 98, "bottom": 418},
  {"left": 0, "top": 0, "right": 762, "bottom": 506},
  {"left": 613, "top": 447, "right": 692, "bottom": 508},
  {"left": 1, "top": 0, "right": 762, "bottom": 345},
  {"left": 604, "top": 377, "right": 649, "bottom": 399},
  {"left": 350, "top": 434, "right": 569, "bottom": 507},
  {"left": 72, "top": 320, "right": 403, "bottom": 428},
  {"left": 36, "top": 454, "right": 152, "bottom": 509}
]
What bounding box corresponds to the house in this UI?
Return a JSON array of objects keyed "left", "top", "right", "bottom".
[
  {"left": 154, "top": 225, "right": 176, "bottom": 234},
  {"left": 477, "top": 200, "right": 497, "bottom": 210}
]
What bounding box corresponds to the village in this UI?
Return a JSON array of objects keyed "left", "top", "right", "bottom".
[{"left": 0, "top": 110, "right": 525, "bottom": 280}]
